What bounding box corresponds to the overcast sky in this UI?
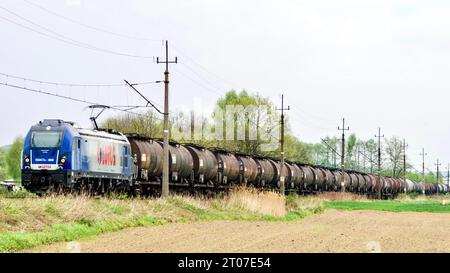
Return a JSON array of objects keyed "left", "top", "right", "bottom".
[{"left": 0, "top": 0, "right": 449, "bottom": 172}]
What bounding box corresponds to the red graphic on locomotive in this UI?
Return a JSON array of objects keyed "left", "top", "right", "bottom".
[{"left": 97, "top": 144, "right": 116, "bottom": 166}]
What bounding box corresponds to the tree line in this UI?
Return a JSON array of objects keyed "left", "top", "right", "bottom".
[{"left": 103, "top": 90, "right": 444, "bottom": 184}]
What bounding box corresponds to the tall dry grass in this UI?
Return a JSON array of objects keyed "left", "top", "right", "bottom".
[
  {"left": 316, "top": 192, "right": 368, "bottom": 201},
  {"left": 0, "top": 187, "right": 291, "bottom": 233},
  {"left": 223, "top": 187, "right": 286, "bottom": 217}
]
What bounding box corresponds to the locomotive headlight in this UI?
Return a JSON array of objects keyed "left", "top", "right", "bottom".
[
  {"left": 24, "top": 156, "right": 31, "bottom": 166},
  {"left": 59, "top": 154, "right": 67, "bottom": 166}
]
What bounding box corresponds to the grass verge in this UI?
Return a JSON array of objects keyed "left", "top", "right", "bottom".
[
  {"left": 325, "top": 199, "right": 450, "bottom": 213},
  {"left": 0, "top": 187, "right": 322, "bottom": 252}
]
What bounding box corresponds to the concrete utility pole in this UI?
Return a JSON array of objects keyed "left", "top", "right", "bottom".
[
  {"left": 361, "top": 147, "right": 366, "bottom": 172},
  {"left": 435, "top": 159, "right": 442, "bottom": 183},
  {"left": 420, "top": 148, "right": 427, "bottom": 180},
  {"left": 156, "top": 40, "right": 177, "bottom": 198},
  {"left": 356, "top": 144, "right": 360, "bottom": 171},
  {"left": 375, "top": 128, "right": 384, "bottom": 199},
  {"left": 402, "top": 139, "right": 408, "bottom": 181},
  {"left": 338, "top": 118, "right": 349, "bottom": 191},
  {"left": 276, "top": 94, "right": 290, "bottom": 196},
  {"left": 369, "top": 152, "right": 374, "bottom": 173},
  {"left": 446, "top": 163, "right": 450, "bottom": 186}
]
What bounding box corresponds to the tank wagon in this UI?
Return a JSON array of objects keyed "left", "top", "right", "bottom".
[{"left": 21, "top": 120, "right": 449, "bottom": 197}]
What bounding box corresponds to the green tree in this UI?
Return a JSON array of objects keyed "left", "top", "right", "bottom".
[
  {"left": 282, "top": 135, "right": 314, "bottom": 164},
  {"left": 0, "top": 148, "right": 8, "bottom": 181},
  {"left": 102, "top": 111, "right": 163, "bottom": 138},
  {"left": 346, "top": 133, "right": 357, "bottom": 169},
  {"left": 214, "top": 90, "right": 278, "bottom": 155},
  {"left": 6, "top": 137, "right": 24, "bottom": 180},
  {"left": 384, "top": 136, "right": 404, "bottom": 177}
]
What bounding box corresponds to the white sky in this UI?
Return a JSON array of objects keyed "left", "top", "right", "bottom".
[{"left": 0, "top": 0, "right": 449, "bottom": 173}]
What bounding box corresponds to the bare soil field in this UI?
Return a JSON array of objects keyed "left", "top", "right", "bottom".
[{"left": 28, "top": 209, "right": 450, "bottom": 253}]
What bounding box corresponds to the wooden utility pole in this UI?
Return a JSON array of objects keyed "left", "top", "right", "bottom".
[
  {"left": 338, "top": 118, "right": 349, "bottom": 191},
  {"left": 276, "top": 94, "right": 290, "bottom": 196},
  {"left": 420, "top": 148, "right": 427, "bottom": 180},
  {"left": 156, "top": 40, "right": 177, "bottom": 198},
  {"left": 375, "top": 128, "right": 384, "bottom": 199}
]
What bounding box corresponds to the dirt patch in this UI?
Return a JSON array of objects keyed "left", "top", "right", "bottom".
[{"left": 28, "top": 210, "right": 450, "bottom": 253}]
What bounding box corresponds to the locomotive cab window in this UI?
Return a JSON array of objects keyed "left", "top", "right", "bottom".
[{"left": 31, "top": 131, "right": 62, "bottom": 148}]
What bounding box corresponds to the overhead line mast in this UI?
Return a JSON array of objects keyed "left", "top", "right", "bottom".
[
  {"left": 375, "top": 128, "right": 384, "bottom": 199},
  {"left": 156, "top": 40, "right": 178, "bottom": 198},
  {"left": 420, "top": 148, "right": 427, "bottom": 180},
  {"left": 276, "top": 94, "right": 290, "bottom": 196},
  {"left": 337, "top": 118, "right": 349, "bottom": 192}
]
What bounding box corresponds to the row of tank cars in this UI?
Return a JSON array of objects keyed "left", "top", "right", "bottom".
[{"left": 21, "top": 119, "right": 448, "bottom": 196}]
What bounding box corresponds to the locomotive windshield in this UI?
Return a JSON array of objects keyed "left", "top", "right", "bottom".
[{"left": 31, "top": 131, "right": 62, "bottom": 148}]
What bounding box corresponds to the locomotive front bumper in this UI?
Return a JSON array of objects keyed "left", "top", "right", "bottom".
[{"left": 21, "top": 170, "right": 69, "bottom": 192}]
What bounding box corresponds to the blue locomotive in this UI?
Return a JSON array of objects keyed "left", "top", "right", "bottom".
[{"left": 21, "top": 119, "right": 133, "bottom": 194}]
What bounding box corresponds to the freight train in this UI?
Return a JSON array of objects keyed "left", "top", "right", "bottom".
[{"left": 21, "top": 119, "right": 449, "bottom": 196}]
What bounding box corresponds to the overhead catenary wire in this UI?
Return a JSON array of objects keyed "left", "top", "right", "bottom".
[
  {"left": 288, "top": 112, "right": 334, "bottom": 131},
  {"left": 22, "top": 0, "right": 161, "bottom": 42},
  {"left": 172, "top": 44, "right": 339, "bottom": 139},
  {"left": 0, "top": 6, "right": 153, "bottom": 59},
  {"left": 178, "top": 61, "right": 231, "bottom": 93},
  {"left": 173, "top": 43, "right": 339, "bottom": 127},
  {"left": 0, "top": 72, "right": 159, "bottom": 88},
  {"left": 172, "top": 44, "right": 241, "bottom": 88},
  {"left": 0, "top": 81, "right": 163, "bottom": 121},
  {"left": 173, "top": 66, "right": 280, "bottom": 141},
  {"left": 124, "top": 79, "right": 163, "bottom": 114}
]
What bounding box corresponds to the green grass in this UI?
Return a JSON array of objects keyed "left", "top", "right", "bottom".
[
  {"left": 0, "top": 191, "right": 317, "bottom": 252},
  {"left": 0, "top": 208, "right": 309, "bottom": 253},
  {"left": 325, "top": 200, "right": 450, "bottom": 213},
  {"left": 0, "top": 216, "right": 161, "bottom": 252},
  {"left": 12, "top": 191, "right": 450, "bottom": 253}
]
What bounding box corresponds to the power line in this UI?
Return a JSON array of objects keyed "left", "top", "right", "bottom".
[
  {"left": 171, "top": 44, "right": 240, "bottom": 88},
  {"left": 289, "top": 112, "right": 334, "bottom": 131},
  {"left": 0, "top": 81, "right": 163, "bottom": 120},
  {"left": 174, "top": 49, "right": 334, "bottom": 137},
  {"left": 291, "top": 104, "right": 336, "bottom": 123},
  {"left": 23, "top": 0, "right": 161, "bottom": 42},
  {"left": 179, "top": 61, "right": 231, "bottom": 93},
  {"left": 173, "top": 43, "right": 338, "bottom": 128},
  {"left": 0, "top": 72, "right": 159, "bottom": 88},
  {"left": 0, "top": 72, "right": 123, "bottom": 87},
  {"left": 173, "top": 66, "right": 280, "bottom": 141},
  {"left": 0, "top": 7, "right": 153, "bottom": 59}
]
